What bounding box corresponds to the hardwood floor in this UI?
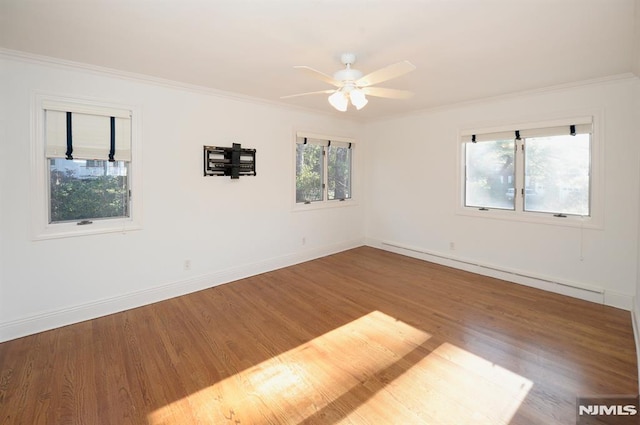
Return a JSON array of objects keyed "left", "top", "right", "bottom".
[{"left": 0, "top": 247, "right": 637, "bottom": 424}]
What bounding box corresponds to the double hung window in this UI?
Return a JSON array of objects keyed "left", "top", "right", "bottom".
[
  {"left": 295, "top": 133, "right": 353, "bottom": 205},
  {"left": 32, "top": 95, "right": 140, "bottom": 239}
]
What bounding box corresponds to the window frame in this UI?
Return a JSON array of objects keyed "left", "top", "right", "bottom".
[
  {"left": 456, "top": 114, "right": 603, "bottom": 229},
  {"left": 292, "top": 131, "right": 356, "bottom": 211},
  {"left": 30, "top": 92, "right": 143, "bottom": 240}
]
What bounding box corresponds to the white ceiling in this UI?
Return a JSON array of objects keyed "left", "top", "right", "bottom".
[{"left": 1, "top": 0, "right": 638, "bottom": 120}]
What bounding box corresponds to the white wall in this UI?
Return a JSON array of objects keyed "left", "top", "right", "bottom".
[
  {"left": 0, "top": 54, "right": 364, "bottom": 341},
  {"left": 364, "top": 77, "right": 640, "bottom": 308},
  {"left": 636, "top": 78, "right": 640, "bottom": 317},
  {"left": 635, "top": 78, "right": 640, "bottom": 382},
  {"left": 635, "top": 0, "right": 640, "bottom": 78},
  {"left": 2, "top": 51, "right": 639, "bottom": 343}
]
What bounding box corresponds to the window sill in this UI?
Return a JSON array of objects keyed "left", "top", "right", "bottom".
[
  {"left": 292, "top": 199, "right": 358, "bottom": 212},
  {"left": 456, "top": 207, "right": 602, "bottom": 230},
  {"left": 33, "top": 218, "right": 142, "bottom": 241}
]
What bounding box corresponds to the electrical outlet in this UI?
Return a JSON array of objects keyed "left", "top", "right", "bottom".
[
  {"left": 449, "top": 242, "right": 456, "bottom": 250},
  {"left": 302, "top": 236, "right": 306, "bottom": 246},
  {"left": 184, "top": 259, "right": 191, "bottom": 271}
]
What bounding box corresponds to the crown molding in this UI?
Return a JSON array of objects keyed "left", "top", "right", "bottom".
[
  {"left": 0, "top": 48, "right": 253, "bottom": 101},
  {"left": 371, "top": 72, "right": 640, "bottom": 123},
  {"left": 2, "top": 47, "right": 635, "bottom": 125},
  {"left": 0, "top": 47, "right": 361, "bottom": 123}
]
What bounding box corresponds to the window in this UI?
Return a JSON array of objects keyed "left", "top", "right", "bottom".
[
  {"left": 49, "top": 159, "right": 129, "bottom": 223},
  {"left": 327, "top": 144, "right": 352, "bottom": 201},
  {"left": 295, "top": 132, "right": 353, "bottom": 205},
  {"left": 31, "top": 95, "right": 141, "bottom": 239},
  {"left": 460, "top": 117, "right": 598, "bottom": 225},
  {"left": 465, "top": 139, "right": 515, "bottom": 210},
  {"left": 296, "top": 143, "right": 324, "bottom": 203},
  {"left": 523, "top": 134, "right": 590, "bottom": 216}
]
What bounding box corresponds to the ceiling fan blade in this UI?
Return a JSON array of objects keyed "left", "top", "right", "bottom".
[
  {"left": 356, "top": 60, "right": 416, "bottom": 87},
  {"left": 280, "top": 89, "right": 336, "bottom": 99},
  {"left": 294, "top": 66, "right": 341, "bottom": 87},
  {"left": 361, "top": 87, "right": 414, "bottom": 99}
]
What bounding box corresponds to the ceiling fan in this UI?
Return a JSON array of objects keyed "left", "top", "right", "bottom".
[{"left": 281, "top": 53, "right": 416, "bottom": 111}]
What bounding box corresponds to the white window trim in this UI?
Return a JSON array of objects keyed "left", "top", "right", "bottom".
[
  {"left": 292, "top": 130, "right": 358, "bottom": 212},
  {"left": 30, "top": 92, "right": 143, "bottom": 240},
  {"left": 456, "top": 112, "right": 604, "bottom": 229}
]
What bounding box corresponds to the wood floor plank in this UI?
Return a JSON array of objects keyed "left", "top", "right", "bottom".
[{"left": 0, "top": 247, "right": 637, "bottom": 424}]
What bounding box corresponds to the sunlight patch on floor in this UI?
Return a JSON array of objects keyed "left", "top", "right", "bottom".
[
  {"left": 148, "top": 311, "right": 429, "bottom": 424},
  {"left": 147, "top": 311, "right": 531, "bottom": 424},
  {"left": 356, "top": 342, "right": 533, "bottom": 424}
]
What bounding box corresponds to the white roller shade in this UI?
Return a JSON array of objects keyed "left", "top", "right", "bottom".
[
  {"left": 296, "top": 132, "right": 353, "bottom": 149},
  {"left": 461, "top": 117, "right": 592, "bottom": 143},
  {"left": 460, "top": 130, "right": 515, "bottom": 143},
  {"left": 44, "top": 102, "right": 132, "bottom": 161}
]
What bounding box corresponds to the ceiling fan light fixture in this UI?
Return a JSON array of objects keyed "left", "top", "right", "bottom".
[
  {"left": 286, "top": 53, "right": 416, "bottom": 112},
  {"left": 349, "top": 89, "right": 368, "bottom": 110},
  {"left": 328, "top": 91, "right": 348, "bottom": 111}
]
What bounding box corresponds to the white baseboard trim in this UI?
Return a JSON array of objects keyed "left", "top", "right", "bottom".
[
  {"left": 0, "top": 238, "right": 364, "bottom": 343},
  {"left": 367, "top": 238, "right": 634, "bottom": 310}
]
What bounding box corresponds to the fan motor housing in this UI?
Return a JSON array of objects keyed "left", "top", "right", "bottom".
[{"left": 334, "top": 68, "right": 363, "bottom": 82}]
